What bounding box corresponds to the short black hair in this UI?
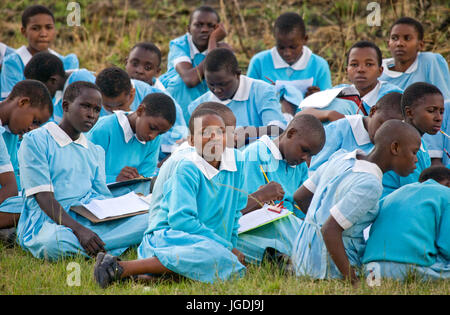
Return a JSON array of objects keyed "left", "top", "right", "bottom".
[
  {"left": 130, "top": 42, "right": 162, "bottom": 66},
  {"left": 95, "top": 67, "right": 132, "bottom": 98},
  {"left": 419, "top": 166, "right": 450, "bottom": 183},
  {"left": 390, "top": 17, "right": 424, "bottom": 41},
  {"left": 204, "top": 48, "right": 239, "bottom": 74},
  {"left": 8, "top": 79, "right": 53, "bottom": 115},
  {"left": 189, "top": 6, "right": 220, "bottom": 25},
  {"left": 188, "top": 108, "right": 223, "bottom": 135},
  {"left": 274, "top": 12, "right": 306, "bottom": 36},
  {"left": 373, "top": 92, "right": 403, "bottom": 115},
  {"left": 22, "top": 5, "right": 55, "bottom": 28},
  {"left": 288, "top": 114, "right": 325, "bottom": 147},
  {"left": 140, "top": 92, "right": 176, "bottom": 126},
  {"left": 347, "top": 40, "right": 383, "bottom": 67},
  {"left": 401, "top": 82, "right": 443, "bottom": 117},
  {"left": 24, "top": 51, "right": 65, "bottom": 83},
  {"left": 63, "top": 81, "right": 101, "bottom": 104},
  {"left": 194, "top": 101, "right": 236, "bottom": 127}
]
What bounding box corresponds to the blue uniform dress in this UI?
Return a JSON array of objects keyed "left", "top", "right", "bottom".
[
  {"left": 0, "top": 46, "right": 79, "bottom": 100},
  {"left": 292, "top": 149, "right": 383, "bottom": 279},
  {"left": 309, "top": 115, "right": 374, "bottom": 173},
  {"left": 237, "top": 135, "right": 306, "bottom": 264},
  {"left": 0, "top": 43, "right": 15, "bottom": 94},
  {"left": 188, "top": 75, "right": 287, "bottom": 130},
  {"left": 86, "top": 111, "right": 160, "bottom": 195},
  {"left": 380, "top": 52, "right": 450, "bottom": 103},
  {"left": 423, "top": 100, "right": 450, "bottom": 167},
  {"left": 16, "top": 122, "right": 149, "bottom": 260},
  {"left": 137, "top": 148, "right": 247, "bottom": 283},
  {"left": 1, "top": 125, "right": 20, "bottom": 191},
  {"left": 382, "top": 138, "right": 431, "bottom": 198},
  {"left": 362, "top": 180, "right": 450, "bottom": 281},
  {"left": 159, "top": 33, "right": 209, "bottom": 123}
]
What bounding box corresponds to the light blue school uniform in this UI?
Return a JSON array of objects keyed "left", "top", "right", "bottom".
[
  {"left": 0, "top": 46, "right": 79, "bottom": 100},
  {"left": 86, "top": 111, "right": 160, "bottom": 190},
  {"left": 52, "top": 69, "right": 96, "bottom": 123},
  {"left": 1, "top": 126, "right": 20, "bottom": 191},
  {"left": 159, "top": 33, "right": 209, "bottom": 123},
  {"left": 16, "top": 122, "right": 149, "bottom": 260},
  {"left": 336, "top": 81, "right": 403, "bottom": 114},
  {"left": 423, "top": 100, "right": 450, "bottom": 167},
  {"left": 292, "top": 149, "right": 383, "bottom": 279},
  {"left": 188, "top": 75, "right": 287, "bottom": 130},
  {"left": 137, "top": 148, "right": 247, "bottom": 283},
  {"left": 362, "top": 180, "right": 450, "bottom": 281},
  {"left": 309, "top": 115, "right": 374, "bottom": 173},
  {"left": 382, "top": 137, "right": 431, "bottom": 198},
  {"left": 380, "top": 52, "right": 450, "bottom": 103},
  {"left": 0, "top": 43, "right": 15, "bottom": 94},
  {"left": 236, "top": 135, "right": 306, "bottom": 264},
  {"left": 247, "top": 46, "right": 332, "bottom": 106}
]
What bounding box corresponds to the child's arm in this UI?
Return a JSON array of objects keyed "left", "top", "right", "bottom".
[
  {"left": 0, "top": 172, "right": 18, "bottom": 204},
  {"left": 116, "top": 166, "right": 141, "bottom": 182},
  {"left": 241, "top": 181, "right": 285, "bottom": 215},
  {"left": 293, "top": 185, "right": 313, "bottom": 215},
  {"left": 296, "top": 108, "right": 345, "bottom": 123}
]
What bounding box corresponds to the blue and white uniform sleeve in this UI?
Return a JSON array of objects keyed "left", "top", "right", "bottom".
[
  {"left": 309, "top": 122, "right": 342, "bottom": 172},
  {"left": 0, "top": 54, "right": 23, "bottom": 100},
  {"left": 315, "top": 58, "right": 332, "bottom": 91},
  {"left": 168, "top": 39, "right": 191, "bottom": 68},
  {"left": 258, "top": 85, "right": 287, "bottom": 129},
  {"left": 246, "top": 55, "right": 262, "bottom": 80},
  {"left": 0, "top": 130, "right": 13, "bottom": 174}
]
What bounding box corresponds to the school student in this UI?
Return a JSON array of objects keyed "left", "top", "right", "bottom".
[
  {"left": 380, "top": 17, "right": 450, "bottom": 102},
  {"left": 94, "top": 108, "right": 249, "bottom": 287},
  {"left": 308, "top": 92, "right": 403, "bottom": 173},
  {"left": 0, "top": 80, "right": 52, "bottom": 244},
  {"left": 423, "top": 100, "right": 449, "bottom": 167},
  {"left": 0, "top": 5, "right": 79, "bottom": 100},
  {"left": 159, "top": 6, "right": 229, "bottom": 120},
  {"left": 382, "top": 82, "right": 444, "bottom": 197},
  {"left": 291, "top": 120, "right": 422, "bottom": 285},
  {"left": 24, "top": 51, "right": 96, "bottom": 123},
  {"left": 363, "top": 166, "right": 450, "bottom": 283},
  {"left": 237, "top": 114, "right": 325, "bottom": 265},
  {"left": 87, "top": 92, "right": 176, "bottom": 186},
  {"left": 16, "top": 81, "right": 149, "bottom": 260},
  {"left": 247, "top": 11, "right": 332, "bottom": 110},
  {"left": 188, "top": 48, "right": 287, "bottom": 146}
]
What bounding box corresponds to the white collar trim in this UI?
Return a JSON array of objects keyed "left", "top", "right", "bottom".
[
  {"left": 187, "top": 33, "right": 207, "bottom": 60},
  {"left": 210, "top": 75, "right": 254, "bottom": 105},
  {"left": 114, "top": 111, "right": 146, "bottom": 144},
  {"left": 16, "top": 45, "right": 59, "bottom": 66},
  {"left": 343, "top": 149, "right": 383, "bottom": 182},
  {"left": 186, "top": 147, "right": 237, "bottom": 180},
  {"left": 0, "top": 43, "right": 6, "bottom": 60},
  {"left": 360, "top": 81, "right": 381, "bottom": 109},
  {"left": 382, "top": 53, "right": 420, "bottom": 78},
  {"left": 271, "top": 46, "right": 312, "bottom": 70},
  {"left": 258, "top": 135, "right": 283, "bottom": 160},
  {"left": 345, "top": 115, "right": 371, "bottom": 146},
  {"left": 44, "top": 122, "right": 89, "bottom": 149}
]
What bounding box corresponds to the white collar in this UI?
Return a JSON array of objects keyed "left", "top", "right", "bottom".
[
  {"left": 44, "top": 122, "right": 89, "bottom": 149},
  {"left": 270, "top": 46, "right": 312, "bottom": 70},
  {"left": 16, "top": 45, "right": 59, "bottom": 66},
  {"left": 343, "top": 149, "right": 383, "bottom": 182},
  {"left": 114, "top": 110, "right": 146, "bottom": 144},
  {"left": 345, "top": 115, "right": 371, "bottom": 146},
  {"left": 210, "top": 75, "right": 254, "bottom": 105},
  {"left": 186, "top": 147, "right": 237, "bottom": 180},
  {"left": 382, "top": 53, "right": 420, "bottom": 78},
  {"left": 187, "top": 33, "right": 207, "bottom": 60},
  {"left": 258, "top": 135, "right": 283, "bottom": 160},
  {"left": 153, "top": 78, "right": 166, "bottom": 91},
  {"left": 0, "top": 43, "right": 6, "bottom": 61},
  {"left": 359, "top": 81, "right": 381, "bottom": 109}
]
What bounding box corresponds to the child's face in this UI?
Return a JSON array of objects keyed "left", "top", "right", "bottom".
[
  {"left": 367, "top": 109, "right": 402, "bottom": 143},
  {"left": 388, "top": 24, "right": 424, "bottom": 64},
  {"left": 189, "top": 114, "right": 226, "bottom": 162},
  {"left": 274, "top": 28, "right": 306, "bottom": 66},
  {"left": 391, "top": 135, "right": 421, "bottom": 177},
  {"left": 282, "top": 129, "right": 323, "bottom": 166},
  {"left": 135, "top": 106, "right": 173, "bottom": 143},
  {"left": 189, "top": 11, "right": 219, "bottom": 50},
  {"left": 346, "top": 47, "right": 383, "bottom": 92},
  {"left": 63, "top": 88, "right": 102, "bottom": 133},
  {"left": 101, "top": 89, "right": 135, "bottom": 114},
  {"left": 205, "top": 69, "right": 240, "bottom": 101},
  {"left": 8, "top": 98, "right": 51, "bottom": 136},
  {"left": 125, "top": 48, "right": 161, "bottom": 85},
  {"left": 437, "top": 178, "right": 450, "bottom": 188},
  {"left": 405, "top": 93, "right": 444, "bottom": 135},
  {"left": 21, "top": 14, "right": 56, "bottom": 53}
]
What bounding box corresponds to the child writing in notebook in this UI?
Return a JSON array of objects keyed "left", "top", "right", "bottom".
[
  {"left": 94, "top": 108, "right": 249, "bottom": 287},
  {"left": 308, "top": 92, "right": 403, "bottom": 173},
  {"left": 292, "top": 120, "right": 421, "bottom": 285},
  {"left": 363, "top": 166, "right": 450, "bottom": 284},
  {"left": 0, "top": 5, "right": 78, "bottom": 100},
  {"left": 16, "top": 81, "right": 149, "bottom": 260},
  {"left": 0, "top": 80, "right": 52, "bottom": 244},
  {"left": 382, "top": 82, "right": 444, "bottom": 197}
]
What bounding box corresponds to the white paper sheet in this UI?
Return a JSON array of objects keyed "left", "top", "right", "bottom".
[
  {"left": 238, "top": 204, "right": 292, "bottom": 234},
  {"left": 275, "top": 78, "right": 314, "bottom": 94},
  {"left": 82, "top": 192, "right": 151, "bottom": 219}
]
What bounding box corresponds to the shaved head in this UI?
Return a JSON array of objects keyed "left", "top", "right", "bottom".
[{"left": 373, "top": 120, "right": 420, "bottom": 148}]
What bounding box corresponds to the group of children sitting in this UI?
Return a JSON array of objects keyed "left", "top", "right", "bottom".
[{"left": 0, "top": 5, "right": 449, "bottom": 289}]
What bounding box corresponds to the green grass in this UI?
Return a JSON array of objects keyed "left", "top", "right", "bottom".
[{"left": 2, "top": 242, "right": 450, "bottom": 295}]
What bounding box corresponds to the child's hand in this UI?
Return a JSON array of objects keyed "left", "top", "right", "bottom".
[
  {"left": 326, "top": 110, "right": 345, "bottom": 122},
  {"left": 210, "top": 23, "right": 227, "bottom": 43},
  {"left": 232, "top": 248, "right": 246, "bottom": 266},
  {"left": 73, "top": 225, "right": 105, "bottom": 257},
  {"left": 305, "top": 86, "right": 320, "bottom": 97},
  {"left": 256, "top": 181, "right": 285, "bottom": 203},
  {"left": 116, "top": 166, "right": 140, "bottom": 182}
]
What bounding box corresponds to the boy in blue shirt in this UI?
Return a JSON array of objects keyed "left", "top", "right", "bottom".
[
  {"left": 363, "top": 166, "right": 450, "bottom": 284},
  {"left": 16, "top": 81, "right": 149, "bottom": 260},
  {"left": 380, "top": 17, "right": 450, "bottom": 103},
  {"left": 292, "top": 120, "right": 422, "bottom": 285},
  {"left": 0, "top": 5, "right": 78, "bottom": 100}
]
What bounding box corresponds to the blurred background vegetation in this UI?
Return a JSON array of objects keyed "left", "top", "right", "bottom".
[{"left": 1, "top": 0, "right": 449, "bottom": 85}]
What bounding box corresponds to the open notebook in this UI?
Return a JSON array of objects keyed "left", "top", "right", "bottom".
[
  {"left": 238, "top": 204, "right": 292, "bottom": 234},
  {"left": 70, "top": 192, "right": 151, "bottom": 223}
]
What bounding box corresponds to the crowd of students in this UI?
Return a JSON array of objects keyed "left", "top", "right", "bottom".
[{"left": 0, "top": 4, "right": 448, "bottom": 289}]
